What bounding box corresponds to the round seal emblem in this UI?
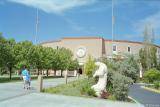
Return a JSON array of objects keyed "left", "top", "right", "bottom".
[{"left": 76, "top": 47, "right": 86, "bottom": 58}]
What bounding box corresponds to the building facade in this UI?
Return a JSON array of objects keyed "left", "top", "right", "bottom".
[{"left": 41, "top": 37, "right": 160, "bottom": 65}]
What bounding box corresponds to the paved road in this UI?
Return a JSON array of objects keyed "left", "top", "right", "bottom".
[
  {"left": 0, "top": 77, "right": 142, "bottom": 107},
  {"left": 129, "top": 83, "right": 160, "bottom": 107}
]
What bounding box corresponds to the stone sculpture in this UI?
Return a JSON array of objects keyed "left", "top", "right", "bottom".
[{"left": 91, "top": 62, "right": 108, "bottom": 97}]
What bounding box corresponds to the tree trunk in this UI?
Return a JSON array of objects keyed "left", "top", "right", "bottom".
[
  {"left": 37, "top": 69, "right": 39, "bottom": 76},
  {"left": 9, "top": 67, "right": 12, "bottom": 80},
  {"left": 47, "top": 70, "right": 49, "bottom": 77},
  {"left": 54, "top": 70, "right": 56, "bottom": 76},
  {"left": 61, "top": 70, "right": 63, "bottom": 77}
]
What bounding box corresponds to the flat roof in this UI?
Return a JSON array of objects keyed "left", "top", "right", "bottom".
[{"left": 40, "top": 36, "right": 160, "bottom": 48}]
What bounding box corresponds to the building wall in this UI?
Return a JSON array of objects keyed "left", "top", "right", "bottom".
[
  {"left": 105, "top": 40, "right": 144, "bottom": 57},
  {"left": 42, "top": 37, "right": 104, "bottom": 64},
  {"left": 61, "top": 37, "right": 103, "bottom": 64},
  {"left": 41, "top": 37, "right": 160, "bottom": 64},
  {"left": 42, "top": 41, "right": 61, "bottom": 49}
]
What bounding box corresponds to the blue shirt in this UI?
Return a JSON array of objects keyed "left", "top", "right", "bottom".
[
  {"left": 22, "top": 69, "right": 30, "bottom": 81},
  {"left": 21, "top": 69, "right": 29, "bottom": 76}
]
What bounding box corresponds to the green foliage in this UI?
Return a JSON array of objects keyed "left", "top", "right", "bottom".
[
  {"left": 84, "top": 56, "right": 96, "bottom": 78},
  {"left": 112, "top": 72, "right": 133, "bottom": 101},
  {"left": 139, "top": 25, "right": 158, "bottom": 71},
  {"left": 103, "top": 55, "right": 139, "bottom": 82},
  {"left": 80, "top": 78, "right": 96, "bottom": 97},
  {"left": 139, "top": 46, "right": 157, "bottom": 71},
  {"left": 68, "top": 59, "right": 79, "bottom": 71},
  {"left": 102, "top": 56, "right": 136, "bottom": 101},
  {"left": 0, "top": 35, "right": 77, "bottom": 78},
  {"left": 143, "top": 68, "right": 160, "bottom": 83},
  {"left": 154, "top": 81, "right": 160, "bottom": 89},
  {"left": 0, "top": 34, "right": 16, "bottom": 79},
  {"left": 118, "top": 56, "right": 139, "bottom": 82},
  {"left": 44, "top": 78, "right": 96, "bottom": 97}
]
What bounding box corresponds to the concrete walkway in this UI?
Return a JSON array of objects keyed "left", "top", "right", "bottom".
[
  {"left": 0, "top": 77, "right": 143, "bottom": 107},
  {"left": 0, "top": 77, "right": 76, "bottom": 101}
]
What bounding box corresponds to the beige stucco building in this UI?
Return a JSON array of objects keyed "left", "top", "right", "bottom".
[{"left": 41, "top": 36, "right": 160, "bottom": 65}]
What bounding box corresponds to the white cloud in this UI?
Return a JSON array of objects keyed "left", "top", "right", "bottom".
[
  {"left": 133, "top": 12, "right": 160, "bottom": 39},
  {"left": 8, "top": 0, "right": 97, "bottom": 14}
]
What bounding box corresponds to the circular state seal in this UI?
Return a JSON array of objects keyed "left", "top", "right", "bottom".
[{"left": 76, "top": 47, "right": 86, "bottom": 58}]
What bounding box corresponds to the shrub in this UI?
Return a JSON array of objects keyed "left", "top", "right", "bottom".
[
  {"left": 103, "top": 55, "right": 139, "bottom": 82},
  {"left": 143, "top": 68, "right": 160, "bottom": 83},
  {"left": 154, "top": 81, "right": 160, "bottom": 89},
  {"left": 84, "top": 56, "right": 96, "bottom": 78},
  {"left": 80, "top": 78, "right": 96, "bottom": 97},
  {"left": 117, "top": 55, "right": 139, "bottom": 82},
  {"left": 111, "top": 72, "right": 133, "bottom": 101}
]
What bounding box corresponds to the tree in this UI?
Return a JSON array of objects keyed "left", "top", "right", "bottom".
[
  {"left": 43, "top": 47, "right": 55, "bottom": 76},
  {"left": 0, "top": 36, "right": 16, "bottom": 79},
  {"left": 58, "top": 48, "right": 73, "bottom": 76},
  {"left": 139, "top": 24, "right": 158, "bottom": 71},
  {"left": 14, "top": 41, "right": 34, "bottom": 70},
  {"left": 68, "top": 59, "right": 79, "bottom": 71},
  {"left": 5, "top": 39, "right": 16, "bottom": 79},
  {"left": 84, "top": 56, "right": 96, "bottom": 78},
  {"left": 28, "top": 45, "right": 46, "bottom": 75}
]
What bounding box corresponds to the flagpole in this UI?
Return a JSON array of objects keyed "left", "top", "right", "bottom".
[
  {"left": 112, "top": 0, "right": 114, "bottom": 43},
  {"left": 111, "top": 0, "right": 114, "bottom": 57},
  {"left": 35, "top": 8, "right": 39, "bottom": 44}
]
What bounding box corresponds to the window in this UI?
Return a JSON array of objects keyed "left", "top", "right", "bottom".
[
  {"left": 128, "top": 47, "right": 131, "bottom": 52},
  {"left": 113, "top": 45, "right": 117, "bottom": 52}
]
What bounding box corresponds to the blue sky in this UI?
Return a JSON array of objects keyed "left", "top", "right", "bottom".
[{"left": 0, "top": 0, "right": 160, "bottom": 45}]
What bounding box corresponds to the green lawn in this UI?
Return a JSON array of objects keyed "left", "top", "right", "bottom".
[
  {"left": 43, "top": 78, "right": 96, "bottom": 98},
  {"left": 0, "top": 75, "right": 62, "bottom": 83},
  {"left": 43, "top": 78, "right": 134, "bottom": 102}
]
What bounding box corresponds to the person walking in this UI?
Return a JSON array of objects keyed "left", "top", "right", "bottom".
[{"left": 21, "top": 66, "right": 31, "bottom": 89}]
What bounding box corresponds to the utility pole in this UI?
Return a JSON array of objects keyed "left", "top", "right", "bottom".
[
  {"left": 112, "top": 0, "right": 114, "bottom": 43},
  {"left": 111, "top": 0, "right": 115, "bottom": 57},
  {"left": 35, "top": 8, "right": 39, "bottom": 44}
]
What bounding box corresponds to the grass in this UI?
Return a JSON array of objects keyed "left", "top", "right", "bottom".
[
  {"left": 43, "top": 79, "right": 91, "bottom": 97},
  {"left": 0, "top": 75, "right": 62, "bottom": 83},
  {"left": 141, "top": 86, "right": 160, "bottom": 94},
  {"left": 43, "top": 78, "right": 134, "bottom": 102}
]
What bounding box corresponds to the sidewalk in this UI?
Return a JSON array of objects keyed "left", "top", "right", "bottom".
[
  {"left": 0, "top": 93, "right": 142, "bottom": 107},
  {"left": 0, "top": 77, "right": 143, "bottom": 107}
]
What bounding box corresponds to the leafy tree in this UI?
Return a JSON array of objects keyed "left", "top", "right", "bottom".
[
  {"left": 43, "top": 47, "right": 56, "bottom": 76},
  {"left": 58, "top": 48, "right": 73, "bottom": 76},
  {"left": 139, "top": 24, "right": 158, "bottom": 71},
  {"left": 84, "top": 56, "right": 96, "bottom": 78},
  {"left": 68, "top": 59, "right": 79, "bottom": 71},
  {"left": 29, "top": 45, "right": 46, "bottom": 75},
  {"left": 14, "top": 41, "right": 34, "bottom": 69},
  {"left": 139, "top": 48, "right": 147, "bottom": 70},
  {"left": 0, "top": 35, "right": 16, "bottom": 79}
]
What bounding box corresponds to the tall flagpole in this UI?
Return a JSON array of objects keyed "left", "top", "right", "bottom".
[
  {"left": 35, "top": 8, "right": 39, "bottom": 44},
  {"left": 111, "top": 0, "right": 115, "bottom": 57},
  {"left": 112, "top": 0, "right": 114, "bottom": 43}
]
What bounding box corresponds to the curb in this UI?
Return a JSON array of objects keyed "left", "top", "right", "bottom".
[
  {"left": 128, "top": 96, "right": 144, "bottom": 107},
  {"left": 141, "top": 86, "right": 160, "bottom": 94}
]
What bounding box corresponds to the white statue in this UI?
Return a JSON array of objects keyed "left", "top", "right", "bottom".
[{"left": 91, "top": 62, "right": 108, "bottom": 97}]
